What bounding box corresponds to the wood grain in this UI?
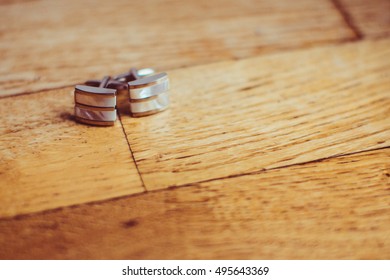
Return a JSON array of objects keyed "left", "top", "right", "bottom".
[
  {"left": 0, "top": 149, "right": 388, "bottom": 260},
  {"left": 0, "top": 0, "right": 355, "bottom": 96},
  {"left": 120, "top": 39, "right": 390, "bottom": 191},
  {"left": 339, "top": 0, "right": 390, "bottom": 37},
  {"left": 0, "top": 88, "right": 144, "bottom": 218}
]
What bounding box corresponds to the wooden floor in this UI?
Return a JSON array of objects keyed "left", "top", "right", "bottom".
[{"left": 0, "top": 0, "right": 389, "bottom": 259}]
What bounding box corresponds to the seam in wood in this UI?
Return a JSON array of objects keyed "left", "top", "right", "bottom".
[
  {"left": 169, "top": 146, "right": 390, "bottom": 190},
  {"left": 0, "top": 192, "right": 150, "bottom": 222},
  {"left": 0, "top": 145, "right": 388, "bottom": 222},
  {"left": 117, "top": 112, "right": 147, "bottom": 193},
  {"left": 0, "top": 85, "right": 76, "bottom": 100},
  {"left": 0, "top": 38, "right": 371, "bottom": 99},
  {"left": 330, "top": 0, "right": 364, "bottom": 40}
]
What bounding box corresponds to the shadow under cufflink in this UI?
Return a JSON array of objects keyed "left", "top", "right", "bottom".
[{"left": 59, "top": 112, "right": 75, "bottom": 122}]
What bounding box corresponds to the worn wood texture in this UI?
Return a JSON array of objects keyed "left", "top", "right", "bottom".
[
  {"left": 0, "top": 89, "right": 144, "bottom": 218},
  {"left": 339, "top": 0, "right": 390, "bottom": 37},
  {"left": 121, "top": 39, "right": 390, "bottom": 191},
  {"left": 0, "top": 0, "right": 389, "bottom": 260},
  {"left": 0, "top": 149, "right": 388, "bottom": 260},
  {"left": 0, "top": 0, "right": 355, "bottom": 97}
]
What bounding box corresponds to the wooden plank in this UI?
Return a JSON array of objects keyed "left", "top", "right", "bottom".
[
  {"left": 339, "top": 0, "right": 390, "bottom": 37},
  {"left": 121, "top": 39, "right": 390, "bottom": 191},
  {"left": 0, "top": 88, "right": 144, "bottom": 218},
  {"left": 0, "top": 149, "right": 388, "bottom": 259},
  {"left": 0, "top": 0, "right": 355, "bottom": 96}
]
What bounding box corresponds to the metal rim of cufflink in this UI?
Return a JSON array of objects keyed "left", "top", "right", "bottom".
[{"left": 74, "top": 68, "right": 170, "bottom": 126}]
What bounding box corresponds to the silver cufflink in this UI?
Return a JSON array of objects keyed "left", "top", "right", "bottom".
[
  {"left": 74, "top": 76, "right": 118, "bottom": 126},
  {"left": 128, "top": 72, "right": 170, "bottom": 117},
  {"left": 74, "top": 68, "right": 170, "bottom": 126}
]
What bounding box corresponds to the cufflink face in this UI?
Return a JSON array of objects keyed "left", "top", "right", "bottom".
[
  {"left": 128, "top": 72, "right": 170, "bottom": 117},
  {"left": 75, "top": 85, "right": 117, "bottom": 107},
  {"left": 74, "top": 104, "right": 116, "bottom": 126},
  {"left": 129, "top": 91, "right": 170, "bottom": 117},
  {"left": 74, "top": 84, "right": 118, "bottom": 126}
]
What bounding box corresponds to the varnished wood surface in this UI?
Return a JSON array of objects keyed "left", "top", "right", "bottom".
[
  {"left": 0, "top": 89, "right": 143, "bottom": 218},
  {"left": 0, "top": 0, "right": 389, "bottom": 259},
  {"left": 122, "top": 39, "right": 390, "bottom": 190},
  {"left": 0, "top": 149, "right": 388, "bottom": 259},
  {"left": 0, "top": 0, "right": 355, "bottom": 96}
]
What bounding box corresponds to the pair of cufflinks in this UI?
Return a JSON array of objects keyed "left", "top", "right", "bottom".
[{"left": 74, "top": 68, "right": 169, "bottom": 126}]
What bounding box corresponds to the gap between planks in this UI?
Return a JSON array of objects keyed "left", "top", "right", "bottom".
[
  {"left": 118, "top": 112, "right": 147, "bottom": 192},
  {"left": 330, "top": 0, "right": 364, "bottom": 40},
  {"left": 0, "top": 148, "right": 388, "bottom": 259},
  {"left": 0, "top": 39, "right": 362, "bottom": 99},
  {"left": 170, "top": 146, "right": 390, "bottom": 189},
  {"left": 1, "top": 145, "right": 388, "bottom": 222}
]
